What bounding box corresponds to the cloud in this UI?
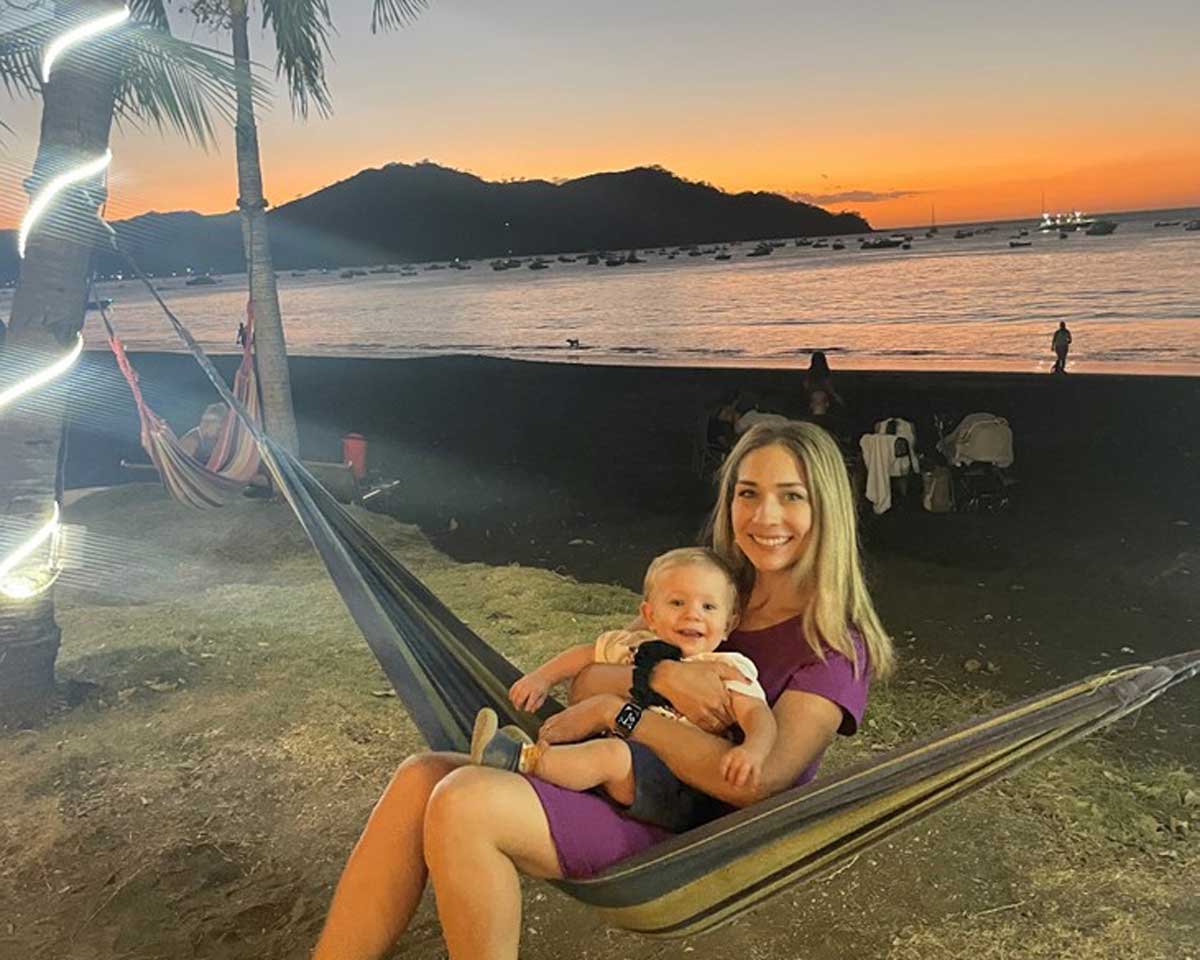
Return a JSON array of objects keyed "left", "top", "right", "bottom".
[{"left": 789, "top": 188, "right": 928, "bottom": 205}]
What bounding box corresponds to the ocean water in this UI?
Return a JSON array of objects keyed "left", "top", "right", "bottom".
[{"left": 17, "top": 207, "right": 1200, "bottom": 375}]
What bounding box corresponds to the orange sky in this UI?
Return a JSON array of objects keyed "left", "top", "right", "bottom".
[{"left": 2, "top": 1, "right": 1199, "bottom": 231}]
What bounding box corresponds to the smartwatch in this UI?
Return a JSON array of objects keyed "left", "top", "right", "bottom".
[{"left": 612, "top": 701, "right": 643, "bottom": 739}]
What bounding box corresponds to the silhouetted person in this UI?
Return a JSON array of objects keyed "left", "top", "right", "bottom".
[
  {"left": 803, "top": 350, "right": 835, "bottom": 398},
  {"left": 1051, "top": 322, "right": 1072, "bottom": 374},
  {"left": 236, "top": 321, "right": 247, "bottom": 347}
]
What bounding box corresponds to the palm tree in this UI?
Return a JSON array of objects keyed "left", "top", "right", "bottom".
[
  {"left": 186, "top": 0, "right": 427, "bottom": 455},
  {"left": 0, "top": 0, "right": 248, "bottom": 721}
]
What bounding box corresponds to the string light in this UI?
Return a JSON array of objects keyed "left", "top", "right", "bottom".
[{"left": 1, "top": 4, "right": 129, "bottom": 600}]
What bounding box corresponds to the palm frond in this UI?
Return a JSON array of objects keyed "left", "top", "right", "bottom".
[
  {"left": 127, "top": 0, "right": 171, "bottom": 31},
  {"left": 113, "top": 25, "right": 269, "bottom": 148},
  {"left": 371, "top": 0, "right": 427, "bottom": 34},
  {"left": 260, "top": 0, "right": 333, "bottom": 119},
  {"left": 0, "top": 20, "right": 47, "bottom": 100}
]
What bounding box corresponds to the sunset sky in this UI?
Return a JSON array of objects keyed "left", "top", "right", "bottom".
[{"left": 2, "top": 0, "right": 1198, "bottom": 230}]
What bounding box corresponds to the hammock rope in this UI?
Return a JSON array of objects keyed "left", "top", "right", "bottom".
[{"left": 99, "top": 243, "right": 1200, "bottom": 939}]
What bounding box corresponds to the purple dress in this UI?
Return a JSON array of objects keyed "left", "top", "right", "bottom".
[{"left": 527, "top": 616, "right": 870, "bottom": 878}]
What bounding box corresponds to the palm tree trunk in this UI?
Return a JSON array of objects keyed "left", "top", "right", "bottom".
[
  {"left": 230, "top": 0, "right": 300, "bottom": 454},
  {"left": 0, "top": 0, "right": 121, "bottom": 723}
]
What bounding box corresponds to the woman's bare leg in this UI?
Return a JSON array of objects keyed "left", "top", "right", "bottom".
[
  {"left": 312, "top": 751, "right": 469, "bottom": 960},
  {"left": 423, "top": 766, "right": 563, "bottom": 960},
  {"left": 530, "top": 738, "right": 635, "bottom": 805}
]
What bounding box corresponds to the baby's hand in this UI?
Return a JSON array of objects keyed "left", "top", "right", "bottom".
[
  {"left": 509, "top": 672, "right": 551, "bottom": 712},
  {"left": 720, "top": 744, "right": 766, "bottom": 789}
]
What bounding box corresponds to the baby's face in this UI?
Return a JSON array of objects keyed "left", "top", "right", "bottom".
[{"left": 641, "top": 564, "right": 734, "bottom": 658}]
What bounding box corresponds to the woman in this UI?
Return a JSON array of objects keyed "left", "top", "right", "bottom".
[{"left": 313, "top": 421, "right": 894, "bottom": 960}]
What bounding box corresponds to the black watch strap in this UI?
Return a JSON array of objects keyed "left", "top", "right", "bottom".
[{"left": 612, "top": 701, "right": 643, "bottom": 739}]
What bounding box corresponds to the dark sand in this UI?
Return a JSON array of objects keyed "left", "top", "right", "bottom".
[{"left": 37, "top": 351, "right": 1198, "bottom": 959}]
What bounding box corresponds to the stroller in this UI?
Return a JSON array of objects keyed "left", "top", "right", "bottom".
[{"left": 934, "top": 413, "right": 1015, "bottom": 512}]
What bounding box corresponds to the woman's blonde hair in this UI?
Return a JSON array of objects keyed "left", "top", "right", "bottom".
[{"left": 708, "top": 421, "right": 894, "bottom": 679}]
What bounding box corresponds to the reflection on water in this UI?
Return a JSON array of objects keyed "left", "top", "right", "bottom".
[{"left": 19, "top": 208, "right": 1197, "bottom": 375}]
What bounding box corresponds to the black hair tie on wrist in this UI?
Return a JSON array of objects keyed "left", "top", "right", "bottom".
[{"left": 631, "top": 640, "right": 683, "bottom": 709}]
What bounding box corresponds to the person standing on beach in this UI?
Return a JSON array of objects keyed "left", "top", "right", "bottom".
[
  {"left": 1051, "top": 322, "right": 1072, "bottom": 374},
  {"left": 311, "top": 421, "right": 894, "bottom": 960},
  {"left": 236, "top": 321, "right": 247, "bottom": 347}
]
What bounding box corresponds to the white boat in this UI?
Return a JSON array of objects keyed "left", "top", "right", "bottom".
[{"left": 1038, "top": 211, "right": 1095, "bottom": 232}]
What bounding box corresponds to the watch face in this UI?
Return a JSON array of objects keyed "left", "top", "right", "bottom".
[{"left": 615, "top": 702, "right": 642, "bottom": 737}]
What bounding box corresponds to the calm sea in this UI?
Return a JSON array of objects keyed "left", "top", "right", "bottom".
[{"left": 16, "top": 207, "right": 1200, "bottom": 376}]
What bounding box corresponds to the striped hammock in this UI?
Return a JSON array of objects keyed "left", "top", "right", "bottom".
[{"left": 105, "top": 310, "right": 262, "bottom": 508}]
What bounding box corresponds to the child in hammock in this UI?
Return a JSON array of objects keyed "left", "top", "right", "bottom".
[{"left": 470, "top": 547, "right": 776, "bottom": 832}]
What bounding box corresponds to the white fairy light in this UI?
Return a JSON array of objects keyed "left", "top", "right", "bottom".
[
  {"left": 0, "top": 332, "right": 82, "bottom": 413},
  {"left": 17, "top": 149, "right": 113, "bottom": 259},
  {"left": 0, "top": 504, "right": 62, "bottom": 600},
  {"left": 41, "top": 5, "right": 131, "bottom": 83},
  {"left": 2, "top": 5, "right": 129, "bottom": 601}
]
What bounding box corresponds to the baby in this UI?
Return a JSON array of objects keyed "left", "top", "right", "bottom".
[{"left": 470, "top": 547, "right": 776, "bottom": 832}]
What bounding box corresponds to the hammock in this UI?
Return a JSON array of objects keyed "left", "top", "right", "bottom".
[
  {"left": 268, "top": 441, "right": 1200, "bottom": 937},
  {"left": 103, "top": 308, "right": 262, "bottom": 508},
  {"left": 115, "top": 262, "right": 1200, "bottom": 939}
]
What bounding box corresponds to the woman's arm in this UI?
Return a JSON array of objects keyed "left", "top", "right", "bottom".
[
  {"left": 542, "top": 690, "right": 843, "bottom": 807},
  {"left": 633, "top": 690, "right": 842, "bottom": 806},
  {"left": 570, "top": 659, "right": 741, "bottom": 732}
]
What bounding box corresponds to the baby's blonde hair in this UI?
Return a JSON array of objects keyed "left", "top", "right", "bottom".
[{"left": 642, "top": 547, "right": 740, "bottom": 616}]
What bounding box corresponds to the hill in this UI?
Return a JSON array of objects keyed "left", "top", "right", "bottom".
[{"left": 0, "top": 163, "right": 870, "bottom": 279}]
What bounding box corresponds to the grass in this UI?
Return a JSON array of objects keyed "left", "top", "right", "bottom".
[{"left": 0, "top": 485, "right": 1196, "bottom": 960}]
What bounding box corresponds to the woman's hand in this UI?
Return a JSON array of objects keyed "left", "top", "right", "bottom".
[
  {"left": 538, "top": 694, "right": 622, "bottom": 745},
  {"left": 509, "top": 671, "right": 551, "bottom": 713},
  {"left": 653, "top": 660, "right": 742, "bottom": 733}
]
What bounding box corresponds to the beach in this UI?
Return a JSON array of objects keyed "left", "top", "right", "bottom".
[{"left": 1, "top": 352, "right": 1197, "bottom": 958}]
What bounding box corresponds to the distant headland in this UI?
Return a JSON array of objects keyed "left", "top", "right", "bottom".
[{"left": 0, "top": 163, "right": 870, "bottom": 280}]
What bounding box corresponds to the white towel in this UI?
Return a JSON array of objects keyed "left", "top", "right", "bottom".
[{"left": 859, "top": 433, "right": 897, "bottom": 514}]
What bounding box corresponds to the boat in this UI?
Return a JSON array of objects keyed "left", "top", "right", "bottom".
[
  {"left": 626, "top": 249, "right": 645, "bottom": 263},
  {"left": 926, "top": 204, "right": 939, "bottom": 238},
  {"left": 746, "top": 241, "right": 773, "bottom": 257},
  {"left": 794, "top": 238, "right": 813, "bottom": 247},
  {"left": 1085, "top": 220, "right": 1118, "bottom": 236},
  {"left": 1008, "top": 240, "right": 1032, "bottom": 248},
  {"left": 1038, "top": 211, "right": 1095, "bottom": 232},
  {"left": 339, "top": 269, "right": 358, "bottom": 279},
  {"left": 812, "top": 238, "right": 829, "bottom": 249},
  {"left": 953, "top": 229, "right": 974, "bottom": 239},
  {"left": 450, "top": 260, "right": 472, "bottom": 270},
  {"left": 860, "top": 237, "right": 905, "bottom": 250},
  {"left": 714, "top": 248, "right": 732, "bottom": 260},
  {"left": 831, "top": 241, "right": 845, "bottom": 251},
  {"left": 1154, "top": 220, "right": 1181, "bottom": 227},
  {"left": 425, "top": 263, "right": 446, "bottom": 271},
  {"left": 185, "top": 274, "right": 218, "bottom": 286},
  {"left": 557, "top": 255, "right": 577, "bottom": 263},
  {"left": 504, "top": 258, "right": 522, "bottom": 269},
  {"left": 399, "top": 268, "right": 418, "bottom": 277},
  {"left": 528, "top": 258, "right": 550, "bottom": 270},
  {"left": 585, "top": 254, "right": 601, "bottom": 265},
  {"left": 490, "top": 259, "right": 509, "bottom": 271},
  {"left": 1185, "top": 220, "right": 1200, "bottom": 231},
  {"left": 605, "top": 255, "right": 626, "bottom": 267}
]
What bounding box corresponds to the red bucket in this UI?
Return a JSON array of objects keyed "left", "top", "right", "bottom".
[{"left": 341, "top": 432, "right": 368, "bottom": 480}]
